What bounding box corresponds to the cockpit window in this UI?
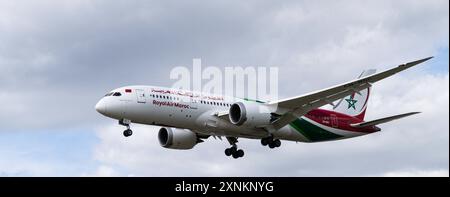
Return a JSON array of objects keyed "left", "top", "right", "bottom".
[{"left": 104, "top": 92, "right": 122, "bottom": 97}]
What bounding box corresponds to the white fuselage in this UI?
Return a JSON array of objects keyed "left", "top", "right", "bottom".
[{"left": 95, "top": 85, "right": 309, "bottom": 142}]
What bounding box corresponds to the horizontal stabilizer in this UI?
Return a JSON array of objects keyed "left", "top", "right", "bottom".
[{"left": 350, "top": 112, "right": 420, "bottom": 128}]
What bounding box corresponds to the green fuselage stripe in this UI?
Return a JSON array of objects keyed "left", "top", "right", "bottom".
[{"left": 289, "top": 118, "right": 343, "bottom": 142}]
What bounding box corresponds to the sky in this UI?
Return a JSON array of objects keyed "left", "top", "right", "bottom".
[{"left": 0, "top": 0, "right": 448, "bottom": 176}]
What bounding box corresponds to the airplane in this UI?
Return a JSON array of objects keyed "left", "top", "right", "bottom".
[{"left": 95, "top": 57, "right": 432, "bottom": 159}]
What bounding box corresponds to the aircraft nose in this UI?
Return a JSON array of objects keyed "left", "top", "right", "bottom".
[{"left": 95, "top": 99, "right": 107, "bottom": 115}]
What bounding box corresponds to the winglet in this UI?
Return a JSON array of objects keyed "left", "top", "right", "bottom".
[
  {"left": 399, "top": 56, "right": 433, "bottom": 69},
  {"left": 414, "top": 56, "right": 434, "bottom": 64}
]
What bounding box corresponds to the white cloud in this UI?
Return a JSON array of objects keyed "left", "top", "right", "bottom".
[
  {"left": 382, "top": 169, "right": 449, "bottom": 177},
  {"left": 83, "top": 165, "right": 121, "bottom": 177},
  {"left": 0, "top": 0, "right": 448, "bottom": 129},
  {"left": 0, "top": 150, "right": 84, "bottom": 177},
  {"left": 0, "top": 0, "right": 447, "bottom": 176}
]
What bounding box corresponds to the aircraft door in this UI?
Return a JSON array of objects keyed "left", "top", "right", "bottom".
[
  {"left": 136, "top": 89, "right": 146, "bottom": 103},
  {"left": 190, "top": 98, "right": 198, "bottom": 109}
]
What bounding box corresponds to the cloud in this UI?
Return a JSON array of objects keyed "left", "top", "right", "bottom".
[
  {"left": 382, "top": 169, "right": 449, "bottom": 177},
  {"left": 0, "top": 129, "right": 98, "bottom": 176},
  {"left": 0, "top": 0, "right": 448, "bottom": 176},
  {"left": 83, "top": 165, "right": 121, "bottom": 177},
  {"left": 0, "top": 0, "right": 448, "bottom": 130}
]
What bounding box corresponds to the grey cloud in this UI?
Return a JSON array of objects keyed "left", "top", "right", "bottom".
[{"left": 0, "top": 0, "right": 448, "bottom": 176}]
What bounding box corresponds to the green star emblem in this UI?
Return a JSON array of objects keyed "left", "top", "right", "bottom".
[{"left": 345, "top": 98, "right": 358, "bottom": 110}]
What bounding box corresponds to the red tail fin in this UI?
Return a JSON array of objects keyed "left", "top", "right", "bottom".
[{"left": 332, "top": 70, "right": 375, "bottom": 120}]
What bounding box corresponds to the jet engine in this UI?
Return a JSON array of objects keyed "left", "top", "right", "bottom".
[
  {"left": 158, "top": 127, "right": 199, "bottom": 150},
  {"left": 229, "top": 102, "right": 276, "bottom": 127}
]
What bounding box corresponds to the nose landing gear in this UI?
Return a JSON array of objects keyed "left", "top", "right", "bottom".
[
  {"left": 119, "top": 119, "right": 133, "bottom": 137},
  {"left": 123, "top": 129, "right": 133, "bottom": 137}
]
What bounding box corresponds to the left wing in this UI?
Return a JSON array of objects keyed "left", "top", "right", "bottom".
[{"left": 267, "top": 57, "right": 432, "bottom": 130}]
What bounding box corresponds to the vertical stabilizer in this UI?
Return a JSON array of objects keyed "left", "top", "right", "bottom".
[{"left": 333, "top": 69, "right": 376, "bottom": 120}]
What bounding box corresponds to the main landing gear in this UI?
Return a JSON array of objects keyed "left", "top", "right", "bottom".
[
  {"left": 225, "top": 137, "right": 245, "bottom": 159},
  {"left": 119, "top": 119, "right": 133, "bottom": 137},
  {"left": 261, "top": 135, "right": 281, "bottom": 149}
]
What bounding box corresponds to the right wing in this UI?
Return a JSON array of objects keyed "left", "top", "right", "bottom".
[{"left": 266, "top": 57, "right": 433, "bottom": 131}]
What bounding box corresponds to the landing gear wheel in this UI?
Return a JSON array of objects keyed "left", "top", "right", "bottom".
[
  {"left": 273, "top": 139, "right": 281, "bottom": 147},
  {"left": 236, "top": 149, "right": 244, "bottom": 157},
  {"left": 123, "top": 129, "right": 133, "bottom": 137},
  {"left": 262, "top": 135, "right": 281, "bottom": 149},
  {"left": 261, "top": 136, "right": 274, "bottom": 146},
  {"left": 119, "top": 119, "right": 133, "bottom": 138},
  {"left": 268, "top": 143, "right": 275, "bottom": 149},
  {"left": 225, "top": 148, "right": 232, "bottom": 156},
  {"left": 232, "top": 152, "right": 240, "bottom": 159},
  {"left": 232, "top": 149, "right": 244, "bottom": 159}
]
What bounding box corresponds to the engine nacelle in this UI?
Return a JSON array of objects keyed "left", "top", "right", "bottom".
[
  {"left": 229, "top": 102, "right": 273, "bottom": 127},
  {"left": 158, "top": 127, "right": 198, "bottom": 150}
]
